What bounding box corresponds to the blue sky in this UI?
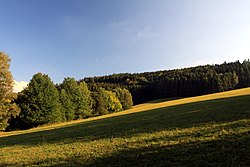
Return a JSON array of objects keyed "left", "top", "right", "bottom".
[{"left": 1, "top": 0, "right": 250, "bottom": 85}]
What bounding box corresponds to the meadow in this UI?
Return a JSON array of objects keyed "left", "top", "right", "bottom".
[{"left": 0, "top": 88, "right": 250, "bottom": 166}]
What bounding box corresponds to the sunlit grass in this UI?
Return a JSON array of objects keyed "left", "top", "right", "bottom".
[{"left": 0, "top": 88, "right": 250, "bottom": 166}]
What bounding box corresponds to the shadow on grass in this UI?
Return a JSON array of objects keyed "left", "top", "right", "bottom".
[
  {"left": 146, "top": 97, "right": 182, "bottom": 103},
  {"left": 3, "top": 131, "right": 249, "bottom": 167},
  {"left": 0, "top": 95, "right": 249, "bottom": 148},
  {"left": 82, "top": 132, "right": 250, "bottom": 167}
]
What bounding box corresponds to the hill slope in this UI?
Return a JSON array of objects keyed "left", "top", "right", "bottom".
[{"left": 0, "top": 88, "right": 250, "bottom": 166}]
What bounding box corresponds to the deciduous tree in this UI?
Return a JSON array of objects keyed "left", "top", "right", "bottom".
[
  {"left": 114, "top": 87, "right": 133, "bottom": 110},
  {"left": 0, "top": 52, "right": 19, "bottom": 131},
  {"left": 18, "top": 73, "right": 63, "bottom": 128},
  {"left": 60, "top": 77, "right": 92, "bottom": 119}
]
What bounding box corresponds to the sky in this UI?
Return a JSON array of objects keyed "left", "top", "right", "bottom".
[{"left": 1, "top": 0, "right": 250, "bottom": 91}]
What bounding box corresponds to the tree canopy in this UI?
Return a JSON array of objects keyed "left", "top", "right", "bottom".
[
  {"left": 3, "top": 54, "right": 250, "bottom": 131},
  {"left": 59, "top": 77, "right": 92, "bottom": 119},
  {"left": 17, "top": 73, "right": 62, "bottom": 128},
  {"left": 84, "top": 60, "right": 250, "bottom": 104},
  {"left": 0, "top": 52, "right": 19, "bottom": 131}
]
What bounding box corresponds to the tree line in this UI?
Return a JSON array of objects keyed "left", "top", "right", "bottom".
[
  {"left": 1, "top": 51, "right": 250, "bottom": 131},
  {"left": 84, "top": 60, "right": 250, "bottom": 104},
  {"left": 0, "top": 52, "right": 133, "bottom": 131},
  {"left": 8, "top": 75, "right": 133, "bottom": 130}
]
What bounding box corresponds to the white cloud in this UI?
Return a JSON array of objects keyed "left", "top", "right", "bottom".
[{"left": 13, "top": 80, "right": 28, "bottom": 93}]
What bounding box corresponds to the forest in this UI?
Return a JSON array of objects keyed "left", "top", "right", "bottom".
[
  {"left": 84, "top": 60, "right": 250, "bottom": 104},
  {"left": 1, "top": 51, "right": 250, "bottom": 131},
  {"left": 1, "top": 52, "right": 133, "bottom": 131},
  {"left": 7, "top": 75, "right": 133, "bottom": 130}
]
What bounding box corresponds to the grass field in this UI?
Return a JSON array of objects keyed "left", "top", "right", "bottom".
[{"left": 0, "top": 88, "right": 250, "bottom": 166}]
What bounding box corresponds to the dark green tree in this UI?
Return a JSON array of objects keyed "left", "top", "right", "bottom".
[
  {"left": 85, "top": 60, "right": 250, "bottom": 104},
  {"left": 60, "top": 77, "right": 92, "bottom": 119},
  {"left": 91, "top": 90, "right": 108, "bottom": 116},
  {"left": 18, "top": 73, "right": 63, "bottom": 128},
  {"left": 75, "top": 82, "right": 93, "bottom": 118},
  {"left": 60, "top": 89, "right": 74, "bottom": 121}
]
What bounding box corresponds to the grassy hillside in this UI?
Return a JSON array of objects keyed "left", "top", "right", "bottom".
[{"left": 0, "top": 88, "right": 250, "bottom": 166}]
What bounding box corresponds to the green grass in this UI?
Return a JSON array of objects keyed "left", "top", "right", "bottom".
[{"left": 0, "top": 88, "right": 250, "bottom": 166}]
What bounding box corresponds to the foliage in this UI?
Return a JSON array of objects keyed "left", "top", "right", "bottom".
[
  {"left": 59, "top": 89, "right": 75, "bottom": 121},
  {"left": 59, "top": 77, "right": 92, "bottom": 119},
  {"left": 91, "top": 91, "right": 108, "bottom": 116},
  {"left": 77, "top": 82, "right": 93, "bottom": 118},
  {"left": 0, "top": 52, "right": 20, "bottom": 131},
  {"left": 103, "top": 89, "right": 122, "bottom": 113},
  {"left": 17, "top": 73, "right": 63, "bottom": 128},
  {"left": 91, "top": 87, "right": 122, "bottom": 116},
  {"left": 84, "top": 60, "right": 250, "bottom": 104},
  {"left": 113, "top": 87, "right": 133, "bottom": 110},
  {"left": 6, "top": 60, "right": 250, "bottom": 130}
]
